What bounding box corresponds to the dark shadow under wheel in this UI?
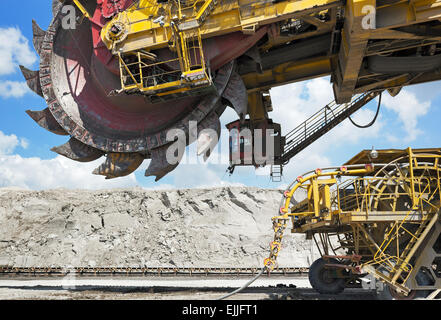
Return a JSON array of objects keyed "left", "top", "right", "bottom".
[
  {"left": 309, "top": 258, "right": 346, "bottom": 294},
  {"left": 377, "top": 285, "right": 430, "bottom": 300},
  {"left": 377, "top": 269, "right": 433, "bottom": 300},
  {"left": 377, "top": 282, "right": 418, "bottom": 300}
]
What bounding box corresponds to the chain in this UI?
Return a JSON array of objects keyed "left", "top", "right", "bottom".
[{"left": 264, "top": 217, "right": 289, "bottom": 271}]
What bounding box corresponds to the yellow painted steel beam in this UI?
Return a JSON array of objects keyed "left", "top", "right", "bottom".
[
  {"left": 242, "top": 55, "right": 334, "bottom": 92},
  {"left": 375, "top": 0, "right": 441, "bottom": 30},
  {"left": 333, "top": 0, "right": 441, "bottom": 102},
  {"left": 101, "top": 0, "right": 343, "bottom": 53},
  {"left": 332, "top": 0, "right": 376, "bottom": 103},
  {"left": 72, "top": 0, "right": 91, "bottom": 19},
  {"left": 247, "top": 91, "right": 267, "bottom": 122},
  {"left": 339, "top": 211, "right": 424, "bottom": 223}
]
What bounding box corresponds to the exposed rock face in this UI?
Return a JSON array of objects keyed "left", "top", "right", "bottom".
[{"left": 0, "top": 187, "right": 316, "bottom": 268}]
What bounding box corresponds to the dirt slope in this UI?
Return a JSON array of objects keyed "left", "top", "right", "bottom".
[{"left": 0, "top": 187, "right": 317, "bottom": 268}]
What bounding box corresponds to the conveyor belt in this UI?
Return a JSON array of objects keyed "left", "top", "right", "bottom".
[{"left": 0, "top": 266, "right": 308, "bottom": 277}]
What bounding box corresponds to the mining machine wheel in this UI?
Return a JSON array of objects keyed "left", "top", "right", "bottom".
[{"left": 309, "top": 258, "right": 346, "bottom": 294}]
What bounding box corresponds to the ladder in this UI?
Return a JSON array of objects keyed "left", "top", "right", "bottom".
[
  {"left": 391, "top": 212, "right": 439, "bottom": 284},
  {"left": 362, "top": 211, "right": 439, "bottom": 293},
  {"left": 280, "top": 91, "right": 381, "bottom": 164},
  {"left": 271, "top": 164, "right": 283, "bottom": 183}
]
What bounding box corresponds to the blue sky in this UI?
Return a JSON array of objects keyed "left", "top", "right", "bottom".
[{"left": 0, "top": 1, "right": 441, "bottom": 190}]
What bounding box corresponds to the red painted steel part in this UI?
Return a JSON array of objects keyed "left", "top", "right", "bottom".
[
  {"left": 46, "top": 0, "right": 266, "bottom": 150},
  {"left": 25, "top": 0, "right": 270, "bottom": 179}
]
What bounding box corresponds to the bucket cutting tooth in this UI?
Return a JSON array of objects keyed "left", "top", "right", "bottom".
[
  {"left": 52, "top": 0, "right": 62, "bottom": 17},
  {"left": 51, "top": 137, "right": 104, "bottom": 162},
  {"left": 93, "top": 153, "right": 144, "bottom": 179},
  {"left": 197, "top": 114, "right": 221, "bottom": 162},
  {"left": 222, "top": 72, "right": 248, "bottom": 120},
  {"left": 19, "top": 66, "right": 42, "bottom": 97},
  {"left": 26, "top": 108, "right": 68, "bottom": 136},
  {"left": 145, "top": 143, "right": 185, "bottom": 182},
  {"left": 32, "top": 20, "right": 46, "bottom": 55}
]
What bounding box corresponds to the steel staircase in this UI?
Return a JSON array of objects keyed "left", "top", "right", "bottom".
[{"left": 280, "top": 91, "right": 381, "bottom": 165}]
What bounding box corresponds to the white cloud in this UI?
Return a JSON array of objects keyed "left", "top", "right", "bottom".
[
  {"left": 270, "top": 77, "right": 383, "bottom": 143},
  {"left": 170, "top": 77, "right": 389, "bottom": 189},
  {"left": 268, "top": 78, "right": 383, "bottom": 178},
  {"left": 0, "top": 130, "right": 138, "bottom": 190},
  {"left": 381, "top": 89, "right": 431, "bottom": 141},
  {"left": 0, "top": 27, "right": 36, "bottom": 99},
  {"left": 322, "top": 106, "right": 383, "bottom": 145},
  {"left": 163, "top": 160, "right": 244, "bottom": 189},
  {"left": 19, "top": 138, "right": 29, "bottom": 150},
  {"left": 0, "top": 155, "right": 138, "bottom": 190},
  {"left": 0, "top": 131, "right": 23, "bottom": 155},
  {"left": 0, "top": 80, "right": 30, "bottom": 98},
  {"left": 0, "top": 27, "right": 37, "bottom": 76},
  {"left": 0, "top": 75, "right": 433, "bottom": 190}
]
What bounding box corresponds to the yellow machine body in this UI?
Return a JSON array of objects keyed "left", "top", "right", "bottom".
[
  {"left": 71, "top": 0, "right": 441, "bottom": 104},
  {"left": 266, "top": 147, "right": 441, "bottom": 296}
]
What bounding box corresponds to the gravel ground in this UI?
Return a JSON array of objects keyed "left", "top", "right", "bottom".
[{"left": 0, "top": 277, "right": 378, "bottom": 300}]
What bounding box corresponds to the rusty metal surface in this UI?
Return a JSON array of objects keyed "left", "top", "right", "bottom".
[
  {"left": 21, "top": 0, "right": 270, "bottom": 180},
  {"left": 31, "top": 20, "right": 45, "bottom": 55},
  {"left": 143, "top": 62, "right": 234, "bottom": 180},
  {"left": 99, "top": 0, "right": 130, "bottom": 19},
  {"left": 145, "top": 144, "right": 182, "bottom": 182},
  {"left": 51, "top": 137, "right": 104, "bottom": 162},
  {"left": 52, "top": 0, "right": 62, "bottom": 17},
  {"left": 93, "top": 152, "right": 145, "bottom": 179},
  {"left": 28, "top": 3, "right": 237, "bottom": 181},
  {"left": 34, "top": 3, "right": 232, "bottom": 160},
  {"left": 19, "top": 66, "right": 42, "bottom": 97},
  {"left": 38, "top": 4, "right": 246, "bottom": 153},
  {"left": 144, "top": 61, "right": 234, "bottom": 152},
  {"left": 25, "top": 108, "right": 68, "bottom": 136},
  {"left": 222, "top": 71, "right": 248, "bottom": 119}
]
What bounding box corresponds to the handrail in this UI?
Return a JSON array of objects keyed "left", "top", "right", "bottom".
[{"left": 281, "top": 91, "right": 380, "bottom": 163}]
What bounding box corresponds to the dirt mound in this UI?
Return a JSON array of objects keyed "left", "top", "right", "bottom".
[{"left": 0, "top": 187, "right": 316, "bottom": 268}]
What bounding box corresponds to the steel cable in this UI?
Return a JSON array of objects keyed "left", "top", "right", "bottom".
[
  {"left": 348, "top": 92, "right": 382, "bottom": 128},
  {"left": 217, "top": 267, "right": 267, "bottom": 300}
]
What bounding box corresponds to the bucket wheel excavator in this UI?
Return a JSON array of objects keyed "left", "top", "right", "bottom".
[
  {"left": 18, "top": 0, "right": 441, "bottom": 300},
  {"left": 21, "top": 0, "right": 441, "bottom": 181}
]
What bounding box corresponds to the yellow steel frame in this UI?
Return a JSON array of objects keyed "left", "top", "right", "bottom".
[
  {"left": 95, "top": 0, "right": 342, "bottom": 97},
  {"left": 72, "top": 0, "right": 91, "bottom": 19},
  {"left": 112, "top": 0, "right": 215, "bottom": 97},
  {"left": 100, "top": 0, "right": 342, "bottom": 53},
  {"left": 68, "top": 0, "right": 441, "bottom": 100},
  {"left": 101, "top": 0, "right": 441, "bottom": 54},
  {"left": 117, "top": 27, "right": 211, "bottom": 96},
  {"left": 265, "top": 148, "right": 441, "bottom": 294}
]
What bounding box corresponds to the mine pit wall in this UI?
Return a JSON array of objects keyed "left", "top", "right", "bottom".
[{"left": 0, "top": 187, "right": 319, "bottom": 268}]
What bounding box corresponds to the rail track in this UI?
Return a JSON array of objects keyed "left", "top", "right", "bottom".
[{"left": 0, "top": 266, "right": 309, "bottom": 278}]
